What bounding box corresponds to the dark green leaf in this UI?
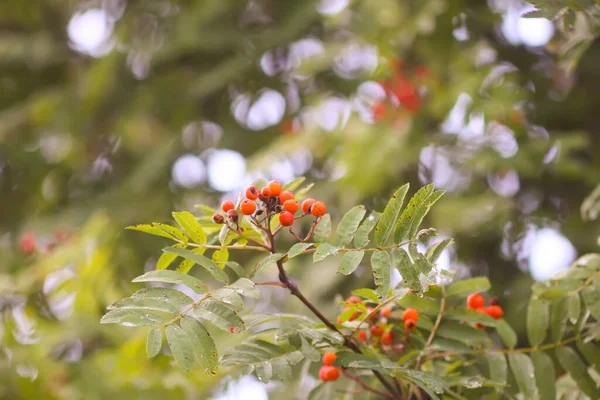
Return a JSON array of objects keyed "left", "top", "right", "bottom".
[
  {"left": 100, "top": 309, "right": 168, "bottom": 326},
  {"left": 195, "top": 299, "right": 245, "bottom": 332},
  {"left": 393, "top": 247, "right": 421, "bottom": 292},
  {"left": 180, "top": 316, "right": 219, "bottom": 375},
  {"left": 582, "top": 284, "right": 600, "bottom": 321},
  {"left": 374, "top": 184, "right": 409, "bottom": 246},
  {"left": 576, "top": 341, "right": 600, "bottom": 374},
  {"left": 398, "top": 369, "right": 447, "bottom": 397},
  {"left": 508, "top": 353, "right": 538, "bottom": 399},
  {"left": 146, "top": 327, "right": 162, "bottom": 358},
  {"left": 228, "top": 278, "right": 260, "bottom": 299},
  {"left": 313, "top": 214, "right": 331, "bottom": 242},
  {"left": 332, "top": 205, "right": 366, "bottom": 247},
  {"left": 354, "top": 211, "right": 381, "bottom": 249},
  {"left": 436, "top": 322, "right": 487, "bottom": 342},
  {"left": 581, "top": 183, "right": 600, "bottom": 221},
  {"left": 371, "top": 250, "right": 391, "bottom": 302},
  {"left": 224, "top": 261, "right": 245, "bottom": 278},
  {"left": 165, "top": 324, "right": 195, "bottom": 372},
  {"left": 126, "top": 223, "right": 187, "bottom": 242},
  {"left": 132, "top": 270, "right": 208, "bottom": 294},
  {"left": 496, "top": 319, "right": 517, "bottom": 349},
  {"left": 250, "top": 253, "right": 285, "bottom": 278},
  {"left": 556, "top": 346, "right": 600, "bottom": 399},
  {"left": 444, "top": 308, "right": 497, "bottom": 326},
  {"left": 550, "top": 297, "right": 569, "bottom": 341},
  {"left": 335, "top": 352, "right": 383, "bottom": 370},
  {"left": 397, "top": 293, "right": 439, "bottom": 315},
  {"left": 337, "top": 250, "right": 364, "bottom": 275},
  {"left": 313, "top": 243, "right": 339, "bottom": 262},
  {"left": 430, "top": 338, "right": 471, "bottom": 353},
  {"left": 393, "top": 184, "right": 434, "bottom": 243},
  {"left": 426, "top": 239, "right": 454, "bottom": 264},
  {"left": 446, "top": 277, "right": 491, "bottom": 298},
  {"left": 172, "top": 211, "right": 207, "bottom": 244},
  {"left": 486, "top": 353, "right": 507, "bottom": 385},
  {"left": 288, "top": 243, "right": 312, "bottom": 258},
  {"left": 527, "top": 298, "right": 549, "bottom": 347},
  {"left": 568, "top": 294, "right": 581, "bottom": 324},
  {"left": 163, "top": 247, "right": 229, "bottom": 283},
  {"left": 531, "top": 351, "right": 555, "bottom": 400}
]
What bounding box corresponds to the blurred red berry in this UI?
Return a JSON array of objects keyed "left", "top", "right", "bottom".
[
  {"left": 381, "top": 332, "right": 394, "bottom": 345},
  {"left": 467, "top": 293, "right": 485, "bottom": 309},
  {"left": 221, "top": 200, "right": 235, "bottom": 213},
  {"left": 261, "top": 186, "right": 272, "bottom": 198},
  {"left": 322, "top": 351, "right": 337, "bottom": 366},
  {"left": 380, "top": 307, "right": 392, "bottom": 318},
  {"left": 402, "top": 308, "right": 419, "bottom": 322},
  {"left": 486, "top": 305, "right": 504, "bottom": 320},
  {"left": 370, "top": 325, "right": 384, "bottom": 337},
  {"left": 372, "top": 102, "right": 387, "bottom": 122},
  {"left": 19, "top": 232, "right": 36, "bottom": 255}
]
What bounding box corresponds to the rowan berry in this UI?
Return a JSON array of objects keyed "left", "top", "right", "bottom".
[
  {"left": 279, "top": 190, "right": 295, "bottom": 204},
  {"left": 212, "top": 213, "right": 225, "bottom": 224},
  {"left": 404, "top": 319, "right": 416, "bottom": 331},
  {"left": 402, "top": 308, "right": 419, "bottom": 322},
  {"left": 467, "top": 293, "right": 485, "bottom": 309},
  {"left": 343, "top": 307, "right": 359, "bottom": 321},
  {"left": 370, "top": 325, "right": 384, "bottom": 337},
  {"left": 301, "top": 198, "right": 316, "bottom": 214},
  {"left": 245, "top": 185, "right": 259, "bottom": 200},
  {"left": 221, "top": 200, "right": 235, "bottom": 213},
  {"left": 366, "top": 307, "right": 377, "bottom": 319},
  {"left": 311, "top": 201, "right": 327, "bottom": 217},
  {"left": 319, "top": 365, "right": 340, "bottom": 382},
  {"left": 322, "top": 351, "right": 337, "bottom": 366},
  {"left": 279, "top": 211, "right": 295, "bottom": 227},
  {"left": 380, "top": 307, "right": 392, "bottom": 318},
  {"left": 283, "top": 199, "right": 299, "bottom": 214},
  {"left": 260, "top": 186, "right": 272, "bottom": 198},
  {"left": 475, "top": 307, "right": 486, "bottom": 314},
  {"left": 486, "top": 305, "right": 504, "bottom": 320},
  {"left": 228, "top": 326, "right": 235, "bottom": 333},
  {"left": 240, "top": 199, "right": 257, "bottom": 215},
  {"left": 381, "top": 332, "right": 394, "bottom": 345},
  {"left": 19, "top": 232, "right": 36, "bottom": 255},
  {"left": 358, "top": 330, "right": 367, "bottom": 342},
  {"left": 226, "top": 209, "right": 238, "bottom": 223},
  {"left": 267, "top": 180, "right": 282, "bottom": 196},
  {"left": 346, "top": 296, "right": 361, "bottom": 304},
  {"left": 372, "top": 102, "right": 387, "bottom": 122},
  {"left": 475, "top": 323, "right": 485, "bottom": 330}
]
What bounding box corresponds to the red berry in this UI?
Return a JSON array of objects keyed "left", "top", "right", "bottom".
[
  {"left": 228, "top": 326, "right": 235, "bottom": 333},
  {"left": 279, "top": 211, "right": 295, "bottom": 227},
  {"left": 226, "top": 209, "right": 238, "bottom": 223},
  {"left": 311, "top": 201, "right": 327, "bottom": 217},
  {"left": 19, "top": 232, "right": 36, "bottom": 255},
  {"left": 261, "top": 186, "right": 272, "bottom": 198},
  {"left": 245, "top": 185, "right": 259, "bottom": 200},
  {"left": 467, "top": 293, "right": 485, "bottom": 309},
  {"left": 475, "top": 307, "right": 486, "bottom": 314},
  {"left": 358, "top": 330, "right": 367, "bottom": 342},
  {"left": 486, "top": 305, "right": 504, "bottom": 320},
  {"left": 221, "top": 200, "right": 235, "bottom": 213},
  {"left": 322, "top": 351, "right": 337, "bottom": 366},
  {"left": 212, "top": 213, "right": 225, "bottom": 224},
  {"left": 343, "top": 306, "right": 359, "bottom": 321},
  {"left": 365, "top": 307, "right": 377, "bottom": 319},
  {"left": 402, "top": 308, "right": 419, "bottom": 322},
  {"left": 240, "top": 199, "right": 257, "bottom": 215},
  {"left": 346, "top": 296, "right": 361, "bottom": 304},
  {"left": 381, "top": 332, "right": 394, "bottom": 345},
  {"left": 267, "top": 180, "right": 282, "bottom": 196},
  {"left": 283, "top": 200, "right": 299, "bottom": 214},
  {"left": 279, "top": 190, "right": 295, "bottom": 204},
  {"left": 475, "top": 323, "right": 485, "bottom": 330},
  {"left": 319, "top": 365, "right": 339, "bottom": 382},
  {"left": 404, "top": 319, "right": 416, "bottom": 332},
  {"left": 301, "top": 198, "right": 316, "bottom": 214},
  {"left": 372, "top": 102, "right": 387, "bottom": 122},
  {"left": 370, "top": 325, "right": 384, "bottom": 337},
  {"left": 380, "top": 307, "right": 392, "bottom": 318}
]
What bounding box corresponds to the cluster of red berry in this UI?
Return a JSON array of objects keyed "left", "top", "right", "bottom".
[
  {"left": 467, "top": 293, "right": 504, "bottom": 329},
  {"left": 213, "top": 180, "right": 327, "bottom": 229},
  {"left": 18, "top": 230, "right": 72, "bottom": 255},
  {"left": 318, "top": 351, "right": 340, "bottom": 382}
]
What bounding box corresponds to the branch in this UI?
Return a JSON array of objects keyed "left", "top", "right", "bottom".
[
  {"left": 182, "top": 241, "right": 269, "bottom": 252},
  {"left": 350, "top": 296, "right": 397, "bottom": 338},
  {"left": 342, "top": 369, "right": 395, "bottom": 399},
  {"left": 415, "top": 281, "right": 446, "bottom": 368}
]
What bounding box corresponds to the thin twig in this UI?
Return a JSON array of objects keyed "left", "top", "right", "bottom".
[
  {"left": 415, "top": 282, "right": 446, "bottom": 368},
  {"left": 342, "top": 369, "right": 395, "bottom": 399},
  {"left": 299, "top": 240, "right": 412, "bottom": 255},
  {"left": 182, "top": 241, "right": 268, "bottom": 252},
  {"left": 350, "top": 296, "right": 397, "bottom": 338},
  {"left": 254, "top": 281, "right": 286, "bottom": 288}
]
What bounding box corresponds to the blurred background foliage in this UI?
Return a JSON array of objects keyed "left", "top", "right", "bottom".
[{"left": 1, "top": 0, "right": 600, "bottom": 399}]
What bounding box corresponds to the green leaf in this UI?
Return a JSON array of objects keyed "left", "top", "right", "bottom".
[
  {"left": 436, "top": 322, "right": 487, "bottom": 342},
  {"left": 397, "top": 369, "right": 447, "bottom": 398},
  {"left": 218, "top": 224, "right": 237, "bottom": 246},
  {"left": 288, "top": 243, "right": 312, "bottom": 258},
  {"left": 576, "top": 341, "right": 600, "bottom": 374},
  {"left": 371, "top": 250, "right": 391, "bottom": 302},
  {"left": 299, "top": 335, "right": 320, "bottom": 362},
  {"left": 195, "top": 204, "right": 218, "bottom": 215},
  {"left": 426, "top": 239, "right": 454, "bottom": 264},
  {"left": 337, "top": 250, "right": 364, "bottom": 275},
  {"left": 195, "top": 299, "right": 245, "bottom": 332},
  {"left": 581, "top": 284, "right": 600, "bottom": 321},
  {"left": 172, "top": 211, "right": 207, "bottom": 244},
  {"left": 556, "top": 346, "right": 600, "bottom": 399},
  {"left": 177, "top": 258, "right": 194, "bottom": 274},
  {"left": 351, "top": 288, "right": 380, "bottom": 303},
  {"left": 107, "top": 297, "right": 180, "bottom": 314},
  {"left": 131, "top": 287, "right": 193, "bottom": 308},
  {"left": 132, "top": 270, "right": 208, "bottom": 294},
  {"left": 250, "top": 253, "right": 285, "bottom": 278},
  {"left": 430, "top": 338, "right": 471, "bottom": 353},
  {"left": 313, "top": 214, "right": 331, "bottom": 242},
  {"left": 444, "top": 308, "right": 497, "bottom": 326},
  {"left": 212, "top": 248, "right": 229, "bottom": 264},
  {"left": 486, "top": 353, "right": 507, "bottom": 385},
  {"left": 165, "top": 324, "right": 195, "bottom": 373},
  {"left": 407, "top": 189, "right": 445, "bottom": 241},
  {"left": 393, "top": 184, "right": 434, "bottom": 243},
  {"left": 508, "top": 353, "right": 538, "bottom": 399},
  {"left": 398, "top": 293, "right": 439, "bottom": 315},
  {"left": 146, "top": 328, "right": 162, "bottom": 358},
  {"left": 527, "top": 298, "right": 549, "bottom": 347},
  {"left": 531, "top": 351, "right": 555, "bottom": 400},
  {"left": 393, "top": 247, "right": 421, "bottom": 292},
  {"left": 581, "top": 183, "right": 600, "bottom": 221},
  {"left": 100, "top": 309, "right": 168, "bottom": 326},
  {"left": 550, "top": 297, "right": 569, "bottom": 341},
  {"left": 180, "top": 316, "right": 219, "bottom": 375},
  {"left": 336, "top": 352, "right": 383, "bottom": 370},
  {"left": 157, "top": 243, "right": 187, "bottom": 270},
  {"left": 126, "top": 223, "right": 188, "bottom": 242},
  {"left": 228, "top": 278, "right": 260, "bottom": 299},
  {"left": 409, "top": 242, "right": 433, "bottom": 275},
  {"left": 162, "top": 247, "right": 229, "bottom": 283},
  {"left": 374, "top": 184, "right": 409, "bottom": 246},
  {"left": 446, "top": 277, "right": 491, "bottom": 298},
  {"left": 354, "top": 211, "right": 381, "bottom": 249},
  {"left": 313, "top": 243, "right": 339, "bottom": 262},
  {"left": 294, "top": 183, "right": 315, "bottom": 199},
  {"left": 496, "top": 319, "right": 517, "bottom": 349},
  {"left": 332, "top": 205, "right": 366, "bottom": 247},
  {"left": 283, "top": 176, "right": 305, "bottom": 191},
  {"left": 568, "top": 294, "right": 581, "bottom": 324},
  {"left": 223, "top": 261, "right": 245, "bottom": 278}
]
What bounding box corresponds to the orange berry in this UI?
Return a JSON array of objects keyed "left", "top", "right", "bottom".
[
  {"left": 322, "top": 351, "right": 337, "bottom": 366},
  {"left": 240, "top": 199, "right": 257, "bottom": 215},
  {"left": 221, "top": 200, "right": 235, "bottom": 213},
  {"left": 260, "top": 186, "right": 272, "bottom": 198},
  {"left": 19, "top": 232, "right": 36, "bottom": 254},
  {"left": 267, "top": 180, "right": 282, "bottom": 196},
  {"left": 279, "top": 190, "right": 295, "bottom": 204},
  {"left": 370, "top": 325, "right": 384, "bottom": 337},
  {"left": 381, "top": 332, "right": 394, "bottom": 345},
  {"left": 380, "top": 307, "right": 392, "bottom": 318},
  {"left": 346, "top": 296, "right": 361, "bottom": 304},
  {"left": 402, "top": 308, "right": 419, "bottom": 322},
  {"left": 358, "top": 330, "right": 367, "bottom": 342},
  {"left": 319, "top": 365, "right": 340, "bottom": 382},
  {"left": 301, "top": 198, "right": 316, "bottom": 214},
  {"left": 475, "top": 323, "right": 485, "bottom": 330},
  {"left": 311, "top": 201, "right": 327, "bottom": 217},
  {"left": 486, "top": 305, "right": 504, "bottom": 320},
  {"left": 245, "top": 185, "right": 259, "bottom": 200},
  {"left": 365, "top": 307, "right": 377, "bottom": 319},
  {"left": 228, "top": 326, "right": 235, "bottom": 333},
  {"left": 279, "top": 211, "right": 295, "bottom": 227},
  {"left": 467, "top": 293, "right": 485, "bottom": 309},
  {"left": 342, "top": 306, "right": 359, "bottom": 321},
  {"left": 283, "top": 200, "right": 299, "bottom": 214},
  {"left": 404, "top": 319, "right": 416, "bottom": 331}
]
